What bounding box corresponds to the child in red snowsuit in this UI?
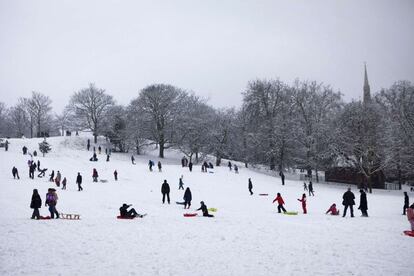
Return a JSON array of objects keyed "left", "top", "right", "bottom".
[
  {"left": 273, "top": 193, "right": 287, "bottom": 213},
  {"left": 326, "top": 203, "right": 339, "bottom": 215},
  {"left": 407, "top": 203, "right": 414, "bottom": 231},
  {"left": 297, "top": 193, "right": 307, "bottom": 214}
]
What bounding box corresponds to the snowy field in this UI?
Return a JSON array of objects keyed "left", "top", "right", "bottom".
[{"left": 0, "top": 136, "right": 413, "bottom": 276}]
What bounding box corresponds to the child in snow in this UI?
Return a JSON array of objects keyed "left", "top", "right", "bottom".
[
  {"left": 178, "top": 177, "right": 184, "bottom": 190},
  {"left": 119, "top": 204, "right": 143, "bottom": 218},
  {"left": 197, "top": 201, "right": 214, "bottom": 217},
  {"left": 92, "top": 168, "right": 98, "bottom": 182},
  {"left": 234, "top": 165, "right": 239, "bottom": 174},
  {"left": 273, "top": 193, "right": 287, "bottom": 213},
  {"left": 114, "top": 170, "right": 118, "bottom": 181},
  {"left": 303, "top": 182, "right": 308, "bottom": 191},
  {"left": 407, "top": 203, "right": 414, "bottom": 231},
  {"left": 12, "top": 166, "right": 20, "bottom": 179},
  {"left": 297, "top": 193, "right": 307, "bottom": 214},
  {"left": 248, "top": 178, "right": 253, "bottom": 195},
  {"left": 62, "top": 177, "right": 67, "bottom": 190},
  {"left": 49, "top": 170, "right": 55, "bottom": 182},
  {"left": 158, "top": 161, "right": 162, "bottom": 172},
  {"left": 148, "top": 160, "right": 153, "bottom": 171},
  {"left": 30, "top": 189, "right": 42, "bottom": 219},
  {"left": 326, "top": 204, "right": 339, "bottom": 215},
  {"left": 45, "top": 188, "right": 59, "bottom": 219}
]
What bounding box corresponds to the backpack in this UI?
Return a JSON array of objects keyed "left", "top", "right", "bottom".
[{"left": 46, "top": 193, "right": 56, "bottom": 205}]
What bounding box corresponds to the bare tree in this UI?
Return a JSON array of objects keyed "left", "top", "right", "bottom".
[
  {"left": 55, "top": 107, "right": 71, "bottom": 136},
  {"left": 68, "top": 83, "right": 115, "bottom": 143}
]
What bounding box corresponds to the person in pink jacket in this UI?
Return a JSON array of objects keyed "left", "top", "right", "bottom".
[
  {"left": 407, "top": 203, "right": 414, "bottom": 231},
  {"left": 326, "top": 203, "right": 340, "bottom": 215},
  {"left": 297, "top": 193, "right": 307, "bottom": 214}
]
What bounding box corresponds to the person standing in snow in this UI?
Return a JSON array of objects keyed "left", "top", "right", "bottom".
[
  {"left": 49, "top": 170, "right": 55, "bottom": 182},
  {"left": 148, "top": 160, "right": 153, "bottom": 172},
  {"left": 76, "top": 172, "right": 83, "bottom": 191},
  {"left": 131, "top": 155, "right": 135, "bottom": 165},
  {"left": 407, "top": 203, "right": 414, "bottom": 231},
  {"left": 358, "top": 189, "right": 368, "bottom": 217},
  {"left": 279, "top": 171, "right": 285, "bottom": 185},
  {"left": 92, "top": 168, "right": 98, "bottom": 182},
  {"left": 228, "top": 161, "right": 232, "bottom": 171},
  {"left": 62, "top": 177, "right": 67, "bottom": 190},
  {"left": 158, "top": 161, "right": 162, "bottom": 172},
  {"left": 197, "top": 201, "right": 214, "bottom": 217},
  {"left": 114, "top": 170, "right": 118, "bottom": 181},
  {"left": 183, "top": 187, "right": 192, "bottom": 209},
  {"left": 342, "top": 188, "right": 355, "bottom": 217},
  {"left": 273, "top": 193, "right": 287, "bottom": 213},
  {"left": 5, "top": 140, "right": 8, "bottom": 151},
  {"left": 161, "top": 180, "right": 170, "bottom": 204},
  {"left": 234, "top": 165, "right": 239, "bottom": 174},
  {"left": 106, "top": 154, "right": 110, "bottom": 162},
  {"left": 45, "top": 188, "right": 59, "bottom": 219},
  {"left": 403, "top": 192, "right": 409, "bottom": 215},
  {"left": 87, "top": 139, "right": 90, "bottom": 151},
  {"left": 12, "top": 166, "right": 20, "bottom": 179},
  {"left": 297, "top": 193, "right": 307, "bottom": 214},
  {"left": 189, "top": 162, "right": 193, "bottom": 172},
  {"left": 178, "top": 177, "right": 184, "bottom": 190},
  {"left": 98, "top": 146, "right": 102, "bottom": 154},
  {"left": 22, "top": 146, "right": 27, "bottom": 155},
  {"left": 29, "top": 163, "right": 35, "bottom": 179},
  {"left": 55, "top": 171, "right": 61, "bottom": 187},
  {"left": 308, "top": 181, "right": 314, "bottom": 196},
  {"left": 30, "top": 189, "right": 42, "bottom": 219},
  {"left": 303, "top": 182, "right": 308, "bottom": 191},
  {"left": 248, "top": 178, "right": 253, "bottom": 195}
]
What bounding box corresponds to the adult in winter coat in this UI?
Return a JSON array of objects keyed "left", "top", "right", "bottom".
[
  {"left": 407, "top": 203, "right": 414, "bottom": 231},
  {"left": 326, "top": 203, "right": 339, "bottom": 215},
  {"left": 183, "top": 187, "right": 192, "bottom": 209},
  {"left": 30, "top": 189, "right": 42, "bottom": 219},
  {"left": 62, "top": 177, "right": 67, "bottom": 190},
  {"left": 308, "top": 181, "right": 314, "bottom": 196},
  {"left": 358, "top": 189, "right": 368, "bottom": 217},
  {"left": 342, "top": 188, "right": 355, "bottom": 217},
  {"left": 119, "top": 204, "right": 143, "bottom": 218},
  {"left": 22, "top": 146, "right": 27, "bottom": 155},
  {"left": 297, "top": 193, "right": 307, "bottom": 214},
  {"left": 55, "top": 171, "right": 62, "bottom": 186},
  {"left": 29, "top": 163, "right": 35, "bottom": 179},
  {"left": 76, "top": 172, "right": 83, "bottom": 191},
  {"left": 45, "top": 188, "right": 59, "bottom": 219},
  {"left": 106, "top": 154, "right": 110, "bottom": 162},
  {"left": 197, "top": 201, "right": 214, "bottom": 217},
  {"left": 158, "top": 161, "right": 162, "bottom": 172},
  {"left": 92, "top": 169, "right": 98, "bottom": 182},
  {"left": 273, "top": 193, "right": 287, "bottom": 213},
  {"left": 161, "top": 180, "right": 170, "bottom": 204},
  {"left": 280, "top": 171, "right": 285, "bottom": 185},
  {"left": 228, "top": 161, "right": 232, "bottom": 171},
  {"left": 12, "top": 166, "right": 20, "bottom": 179},
  {"left": 178, "top": 177, "right": 184, "bottom": 190},
  {"left": 49, "top": 170, "right": 55, "bottom": 182},
  {"left": 148, "top": 160, "right": 153, "bottom": 171},
  {"left": 248, "top": 178, "right": 253, "bottom": 195},
  {"left": 403, "top": 192, "right": 409, "bottom": 215},
  {"left": 188, "top": 162, "right": 193, "bottom": 172},
  {"left": 131, "top": 155, "right": 135, "bottom": 165},
  {"left": 114, "top": 170, "right": 118, "bottom": 181}
]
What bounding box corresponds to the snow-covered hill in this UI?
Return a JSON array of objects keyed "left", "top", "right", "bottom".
[{"left": 0, "top": 136, "right": 413, "bottom": 276}]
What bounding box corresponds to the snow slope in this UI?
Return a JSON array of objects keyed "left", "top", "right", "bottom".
[{"left": 0, "top": 136, "right": 413, "bottom": 276}]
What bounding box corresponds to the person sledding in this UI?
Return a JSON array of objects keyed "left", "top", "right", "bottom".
[
  {"left": 326, "top": 203, "right": 340, "bottom": 215},
  {"left": 38, "top": 168, "right": 47, "bottom": 178},
  {"left": 89, "top": 153, "right": 98, "bottom": 162},
  {"left": 197, "top": 201, "right": 214, "bottom": 217},
  {"left": 272, "top": 193, "right": 287, "bottom": 213},
  {"left": 119, "top": 204, "right": 144, "bottom": 218}
]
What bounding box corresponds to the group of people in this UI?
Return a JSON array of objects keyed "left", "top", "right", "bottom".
[{"left": 30, "top": 188, "right": 59, "bottom": 219}]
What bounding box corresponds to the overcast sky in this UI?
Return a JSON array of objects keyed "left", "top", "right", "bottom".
[{"left": 1, "top": 0, "right": 413, "bottom": 113}]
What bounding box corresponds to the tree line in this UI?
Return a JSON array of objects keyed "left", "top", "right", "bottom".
[{"left": 1, "top": 79, "right": 413, "bottom": 185}]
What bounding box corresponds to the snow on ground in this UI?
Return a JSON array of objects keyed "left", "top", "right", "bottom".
[{"left": 0, "top": 136, "right": 413, "bottom": 276}]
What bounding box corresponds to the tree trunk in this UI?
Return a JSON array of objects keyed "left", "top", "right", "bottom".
[
  {"left": 216, "top": 154, "right": 221, "bottom": 166},
  {"left": 367, "top": 175, "right": 372, "bottom": 194},
  {"left": 270, "top": 156, "right": 275, "bottom": 170},
  {"left": 316, "top": 169, "right": 319, "bottom": 183}
]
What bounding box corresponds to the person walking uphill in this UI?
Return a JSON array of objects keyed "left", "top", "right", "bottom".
[
  {"left": 183, "top": 187, "right": 192, "bottom": 209},
  {"left": 248, "top": 178, "right": 253, "bottom": 195},
  {"left": 161, "top": 180, "right": 170, "bottom": 204},
  {"left": 76, "top": 172, "right": 83, "bottom": 191},
  {"left": 92, "top": 169, "right": 98, "bottom": 182},
  {"left": 30, "top": 189, "right": 42, "bottom": 219},
  {"left": 178, "top": 177, "right": 184, "bottom": 190},
  {"left": 45, "top": 188, "right": 59, "bottom": 219},
  {"left": 358, "top": 189, "right": 368, "bottom": 217},
  {"left": 297, "top": 193, "right": 307, "bottom": 214},
  {"left": 403, "top": 192, "right": 409, "bottom": 215},
  {"left": 197, "top": 201, "right": 214, "bottom": 217},
  {"left": 280, "top": 171, "right": 285, "bottom": 186},
  {"left": 273, "top": 193, "right": 287, "bottom": 213},
  {"left": 342, "top": 188, "right": 355, "bottom": 217}
]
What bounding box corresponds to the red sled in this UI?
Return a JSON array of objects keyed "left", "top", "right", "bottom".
[
  {"left": 259, "top": 194, "right": 269, "bottom": 196},
  {"left": 38, "top": 216, "right": 51, "bottom": 220},
  {"left": 117, "top": 216, "right": 135, "bottom": 219},
  {"left": 183, "top": 213, "right": 198, "bottom": 217},
  {"left": 403, "top": 230, "right": 414, "bottom": 237}
]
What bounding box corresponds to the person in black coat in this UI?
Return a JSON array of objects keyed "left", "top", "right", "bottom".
[
  {"left": 308, "top": 181, "right": 314, "bottom": 196},
  {"left": 403, "top": 192, "right": 410, "bottom": 215},
  {"left": 342, "top": 188, "right": 355, "bottom": 217},
  {"left": 197, "top": 201, "right": 214, "bottom": 217},
  {"left": 178, "top": 177, "right": 184, "bottom": 190},
  {"left": 189, "top": 162, "right": 193, "bottom": 172},
  {"left": 183, "top": 187, "right": 192, "bottom": 209},
  {"left": 119, "top": 204, "right": 142, "bottom": 218},
  {"left": 161, "top": 180, "right": 170, "bottom": 204},
  {"left": 12, "top": 166, "right": 20, "bottom": 179},
  {"left": 76, "top": 172, "right": 83, "bottom": 191},
  {"left": 279, "top": 171, "right": 285, "bottom": 185},
  {"left": 30, "top": 189, "right": 42, "bottom": 219},
  {"left": 358, "top": 189, "right": 368, "bottom": 217},
  {"left": 248, "top": 178, "right": 253, "bottom": 195}
]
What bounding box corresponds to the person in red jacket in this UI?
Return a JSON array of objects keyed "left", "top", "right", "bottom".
[
  {"left": 297, "top": 193, "right": 307, "bottom": 214},
  {"left": 92, "top": 168, "right": 98, "bottom": 182},
  {"left": 273, "top": 193, "right": 287, "bottom": 213},
  {"left": 407, "top": 203, "right": 414, "bottom": 231},
  {"left": 326, "top": 203, "right": 339, "bottom": 215}
]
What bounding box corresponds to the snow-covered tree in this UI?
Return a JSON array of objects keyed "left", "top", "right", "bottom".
[
  {"left": 68, "top": 83, "right": 115, "bottom": 143},
  {"left": 39, "top": 139, "right": 51, "bottom": 157}
]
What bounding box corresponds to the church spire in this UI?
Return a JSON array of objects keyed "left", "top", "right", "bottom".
[{"left": 363, "top": 62, "right": 371, "bottom": 103}]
